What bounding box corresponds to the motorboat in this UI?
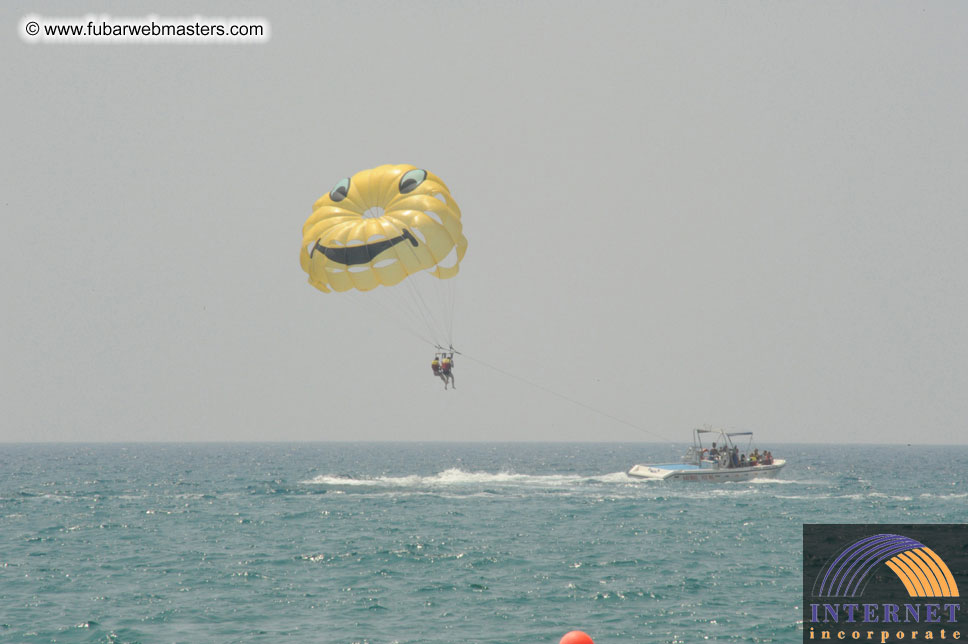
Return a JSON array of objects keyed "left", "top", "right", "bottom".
[{"left": 628, "top": 428, "right": 785, "bottom": 481}]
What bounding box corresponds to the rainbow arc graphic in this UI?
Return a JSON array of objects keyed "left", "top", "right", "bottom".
[{"left": 814, "top": 534, "right": 960, "bottom": 598}]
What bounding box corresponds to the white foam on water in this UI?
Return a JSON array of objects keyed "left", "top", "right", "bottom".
[
  {"left": 302, "top": 468, "right": 633, "bottom": 488},
  {"left": 919, "top": 492, "right": 968, "bottom": 500},
  {"left": 840, "top": 492, "right": 915, "bottom": 502},
  {"left": 301, "top": 469, "right": 840, "bottom": 497},
  {"left": 588, "top": 471, "right": 640, "bottom": 483},
  {"left": 748, "top": 478, "right": 804, "bottom": 485}
]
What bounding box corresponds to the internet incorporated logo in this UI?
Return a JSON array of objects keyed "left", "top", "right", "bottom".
[
  {"left": 803, "top": 525, "right": 965, "bottom": 643},
  {"left": 814, "top": 534, "right": 960, "bottom": 599}
]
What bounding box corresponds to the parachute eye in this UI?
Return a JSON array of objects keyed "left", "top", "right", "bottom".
[
  {"left": 330, "top": 178, "right": 350, "bottom": 202},
  {"left": 399, "top": 169, "right": 427, "bottom": 194}
]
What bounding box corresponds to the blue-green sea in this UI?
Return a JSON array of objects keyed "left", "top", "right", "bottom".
[{"left": 1, "top": 443, "right": 965, "bottom": 643}]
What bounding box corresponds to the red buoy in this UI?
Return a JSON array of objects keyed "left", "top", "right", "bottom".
[{"left": 560, "top": 631, "right": 594, "bottom": 644}]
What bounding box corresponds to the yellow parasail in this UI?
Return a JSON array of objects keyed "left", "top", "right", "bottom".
[{"left": 300, "top": 164, "right": 468, "bottom": 293}]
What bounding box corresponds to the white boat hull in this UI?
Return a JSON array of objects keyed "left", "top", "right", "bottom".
[{"left": 628, "top": 459, "right": 786, "bottom": 482}]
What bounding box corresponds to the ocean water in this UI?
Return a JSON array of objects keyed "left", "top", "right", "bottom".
[{"left": 1, "top": 442, "right": 965, "bottom": 644}]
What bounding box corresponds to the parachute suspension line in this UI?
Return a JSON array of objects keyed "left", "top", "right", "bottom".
[
  {"left": 391, "top": 227, "right": 453, "bottom": 348},
  {"left": 395, "top": 287, "right": 441, "bottom": 348},
  {"left": 421, "top": 258, "right": 457, "bottom": 349},
  {"left": 425, "top": 275, "right": 452, "bottom": 347},
  {"left": 457, "top": 351, "right": 679, "bottom": 445},
  {"left": 341, "top": 289, "right": 438, "bottom": 348},
  {"left": 401, "top": 273, "right": 447, "bottom": 345},
  {"left": 428, "top": 271, "right": 457, "bottom": 349},
  {"left": 441, "top": 278, "right": 457, "bottom": 349},
  {"left": 387, "top": 278, "right": 436, "bottom": 343},
  {"left": 375, "top": 290, "right": 426, "bottom": 341},
  {"left": 428, "top": 272, "right": 447, "bottom": 346},
  {"left": 388, "top": 225, "right": 443, "bottom": 345},
  {"left": 447, "top": 277, "right": 457, "bottom": 349},
  {"left": 420, "top": 273, "right": 445, "bottom": 345}
]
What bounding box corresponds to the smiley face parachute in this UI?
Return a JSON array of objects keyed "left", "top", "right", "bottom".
[{"left": 300, "top": 164, "right": 468, "bottom": 348}]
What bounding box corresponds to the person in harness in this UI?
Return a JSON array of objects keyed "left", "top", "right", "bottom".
[
  {"left": 431, "top": 354, "right": 448, "bottom": 388},
  {"left": 440, "top": 353, "right": 455, "bottom": 390}
]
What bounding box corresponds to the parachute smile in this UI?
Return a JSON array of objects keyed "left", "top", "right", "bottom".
[{"left": 310, "top": 228, "right": 418, "bottom": 266}]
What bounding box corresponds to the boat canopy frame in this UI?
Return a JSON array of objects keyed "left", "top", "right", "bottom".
[{"left": 688, "top": 428, "right": 757, "bottom": 463}]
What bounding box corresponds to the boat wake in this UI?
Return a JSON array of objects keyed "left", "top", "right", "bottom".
[
  {"left": 747, "top": 478, "right": 803, "bottom": 485},
  {"left": 302, "top": 468, "right": 633, "bottom": 488}
]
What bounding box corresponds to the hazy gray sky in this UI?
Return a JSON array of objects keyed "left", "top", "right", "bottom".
[{"left": 4, "top": 1, "right": 967, "bottom": 444}]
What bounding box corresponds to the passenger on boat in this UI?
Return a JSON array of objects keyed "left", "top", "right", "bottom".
[
  {"left": 740, "top": 454, "right": 748, "bottom": 467},
  {"left": 750, "top": 449, "right": 760, "bottom": 466},
  {"left": 708, "top": 442, "right": 720, "bottom": 458},
  {"left": 731, "top": 447, "right": 740, "bottom": 468},
  {"left": 762, "top": 450, "right": 773, "bottom": 465}
]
